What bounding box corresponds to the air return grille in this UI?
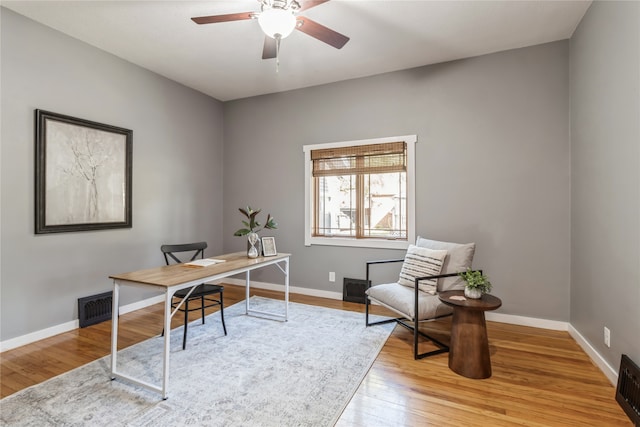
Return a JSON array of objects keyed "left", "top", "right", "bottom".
[
  {"left": 78, "top": 291, "right": 113, "bottom": 328},
  {"left": 616, "top": 354, "right": 640, "bottom": 426},
  {"left": 343, "top": 278, "right": 369, "bottom": 304}
]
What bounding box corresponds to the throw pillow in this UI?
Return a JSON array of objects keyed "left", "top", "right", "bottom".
[
  {"left": 398, "top": 245, "right": 447, "bottom": 294},
  {"left": 415, "top": 236, "right": 476, "bottom": 291}
]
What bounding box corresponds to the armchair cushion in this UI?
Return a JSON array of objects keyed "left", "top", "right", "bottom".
[
  {"left": 366, "top": 283, "right": 453, "bottom": 321},
  {"left": 398, "top": 245, "right": 447, "bottom": 294},
  {"left": 416, "top": 236, "right": 476, "bottom": 291}
]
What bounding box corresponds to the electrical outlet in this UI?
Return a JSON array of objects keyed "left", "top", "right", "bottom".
[
  {"left": 329, "top": 272, "right": 335, "bottom": 282},
  {"left": 604, "top": 326, "right": 611, "bottom": 348}
]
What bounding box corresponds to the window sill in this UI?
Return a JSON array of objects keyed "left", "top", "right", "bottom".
[{"left": 305, "top": 236, "right": 410, "bottom": 250}]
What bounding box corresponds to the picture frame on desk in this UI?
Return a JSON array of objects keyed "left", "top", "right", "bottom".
[
  {"left": 262, "top": 237, "right": 277, "bottom": 256},
  {"left": 34, "top": 109, "right": 133, "bottom": 234}
]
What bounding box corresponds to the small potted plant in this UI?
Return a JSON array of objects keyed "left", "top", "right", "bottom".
[
  {"left": 234, "top": 206, "right": 278, "bottom": 258},
  {"left": 458, "top": 268, "right": 492, "bottom": 299}
]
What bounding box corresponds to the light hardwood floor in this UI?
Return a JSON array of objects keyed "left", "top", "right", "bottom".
[{"left": 0, "top": 285, "right": 632, "bottom": 426}]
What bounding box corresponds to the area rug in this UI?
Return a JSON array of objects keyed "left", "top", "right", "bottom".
[{"left": 0, "top": 297, "right": 394, "bottom": 427}]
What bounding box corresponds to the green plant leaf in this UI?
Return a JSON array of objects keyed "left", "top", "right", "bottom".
[
  {"left": 458, "top": 268, "right": 492, "bottom": 293},
  {"left": 234, "top": 228, "right": 251, "bottom": 236},
  {"left": 234, "top": 206, "right": 278, "bottom": 236},
  {"left": 265, "top": 216, "right": 278, "bottom": 229}
]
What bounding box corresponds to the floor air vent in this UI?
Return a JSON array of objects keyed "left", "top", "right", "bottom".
[
  {"left": 343, "top": 278, "right": 369, "bottom": 304},
  {"left": 616, "top": 354, "right": 640, "bottom": 426},
  {"left": 78, "top": 291, "right": 113, "bottom": 328}
]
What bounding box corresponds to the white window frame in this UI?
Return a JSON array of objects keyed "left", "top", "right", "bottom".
[{"left": 303, "top": 135, "right": 416, "bottom": 250}]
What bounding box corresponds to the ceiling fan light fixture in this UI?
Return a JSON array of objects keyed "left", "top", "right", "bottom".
[{"left": 258, "top": 8, "right": 297, "bottom": 39}]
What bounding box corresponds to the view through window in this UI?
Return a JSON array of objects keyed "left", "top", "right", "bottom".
[{"left": 304, "top": 136, "right": 416, "bottom": 249}]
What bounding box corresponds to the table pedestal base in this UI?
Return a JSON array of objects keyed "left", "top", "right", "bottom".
[{"left": 449, "top": 308, "right": 492, "bottom": 379}]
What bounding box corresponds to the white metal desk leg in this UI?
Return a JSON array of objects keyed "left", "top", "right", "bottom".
[
  {"left": 245, "top": 270, "right": 251, "bottom": 314},
  {"left": 285, "top": 258, "right": 289, "bottom": 321},
  {"left": 110, "top": 281, "right": 120, "bottom": 379},
  {"left": 161, "top": 290, "right": 172, "bottom": 399}
]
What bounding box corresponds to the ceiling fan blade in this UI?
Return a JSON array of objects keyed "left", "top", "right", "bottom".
[
  {"left": 262, "top": 37, "right": 277, "bottom": 59},
  {"left": 296, "top": 17, "right": 349, "bottom": 49},
  {"left": 191, "top": 12, "right": 254, "bottom": 25},
  {"left": 298, "top": 0, "right": 331, "bottom": 12}
]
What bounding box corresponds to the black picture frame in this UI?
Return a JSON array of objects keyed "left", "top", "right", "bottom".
[{"left": 35, "top": 109, "right": 133, "bottom": 234}]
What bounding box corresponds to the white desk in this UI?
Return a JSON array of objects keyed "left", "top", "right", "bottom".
[{"left": 109, "top": 251, "right": 290, "bottom": 399}]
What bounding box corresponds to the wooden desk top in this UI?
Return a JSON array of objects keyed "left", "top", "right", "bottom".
[
  {"left": 439, "top": 290, "right": 502, "bottom": 311},
  {"left": 109, "top": 252, "right": 290, "bottom": 288}
]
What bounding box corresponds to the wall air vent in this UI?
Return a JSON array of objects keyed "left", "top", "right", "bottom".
[
  {"left": 78, "top": 291, "right": 113, "bottom": 328},
  {"left": 616, "top": 354, "right": 640, "bottom": 426},
  {"left": 343, "top": 278, "right": 369, "bottom": 304}
]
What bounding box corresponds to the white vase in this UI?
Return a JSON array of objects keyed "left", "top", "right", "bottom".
[
  {"left": 247, "top": 232, "right": 259, "bottom": 258},
  {"left": 464, "top": 287, "right": 482, "bottom": 299}
]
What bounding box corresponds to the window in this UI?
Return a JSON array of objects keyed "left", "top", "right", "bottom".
[{"left": 304, "top": 135, "right": 416, "bottom": 249}]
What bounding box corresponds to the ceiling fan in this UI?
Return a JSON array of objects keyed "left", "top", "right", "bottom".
[{"left": 191, "top": 0, "right": 349, "bottom": 62}]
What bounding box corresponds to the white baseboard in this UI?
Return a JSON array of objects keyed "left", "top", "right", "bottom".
[
  {"left": 0, "top": 283, "right": 568, "bottom": 352},
  {"left": 222, "top": 278, "right": 343, "bottom": 301},
  {"left": 119, "top": 295, "right": 165, "bottom": 315},
  {"left": 485, "top": 312, "right": 568, "bottom": 331},
  {"left": 0, "top": 319, "right": 81, "bottom": 353},
  {"left": 568, "top": 324, "right": 618, "bottom": 385},
  {"left": 0, "top": 282, "right": 619, "bottom": 386},
  {"left": 0, "top": 295, "right": 165, "bottom": 352},
  {"left": 234, "top": 279, "right": 572, "bottom": 331}
]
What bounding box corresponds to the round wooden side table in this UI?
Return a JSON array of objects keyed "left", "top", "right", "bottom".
[{"left": 439, "top": 290, "right": 502, "bottom": 379}]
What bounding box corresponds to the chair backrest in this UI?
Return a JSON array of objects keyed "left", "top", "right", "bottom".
[
  {"left": 415, "top": 236, "right": 475, "bottom": 292},
  {"left": 160, "top": 242, "right": 208, "bottom": 265}
]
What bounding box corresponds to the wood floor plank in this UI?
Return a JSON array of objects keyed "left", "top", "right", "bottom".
[{"left": 0, "top": 284, "right": 632, "bottom": 426}]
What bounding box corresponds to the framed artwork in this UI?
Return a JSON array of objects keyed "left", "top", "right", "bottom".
[
  {"left": 35, "top": 109, "right": 133, "bottom": 234},
  {"left": 261, "top": 236, "right": 277, "bottom": 256}
]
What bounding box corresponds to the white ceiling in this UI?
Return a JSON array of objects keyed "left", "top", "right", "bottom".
[{"left": 2, "top": 0, "right": 591, "bottom": 101}]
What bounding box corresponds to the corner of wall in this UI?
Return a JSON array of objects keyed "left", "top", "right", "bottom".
[{"left": 568, "top": 324, "right": 618, "bottom": 385}]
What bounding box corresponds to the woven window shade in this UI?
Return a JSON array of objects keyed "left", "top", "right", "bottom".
[{"left": 311, "top": 142, "right": 406, "bottom": 177}]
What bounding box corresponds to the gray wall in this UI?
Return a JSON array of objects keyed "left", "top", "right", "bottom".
[
  {"left": 223, "top": 41, "right": 571, "bottom": 321},
  {"left": 570, "top": 1, "right": 640, "bottom": 368},
  {"left": 10, "top": 3, "right": 635, "bottom": 358},
  {"left": 0, "top": 9, "right": 225, "bottom": 341}
]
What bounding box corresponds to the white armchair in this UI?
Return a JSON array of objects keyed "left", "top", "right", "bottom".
[{"left": 365, "top": 237, "right": 477, "bottom": 359}]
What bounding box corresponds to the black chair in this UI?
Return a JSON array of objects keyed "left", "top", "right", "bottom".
[{"left": 161, "top": 242, "right": 227, "bottom": 350}]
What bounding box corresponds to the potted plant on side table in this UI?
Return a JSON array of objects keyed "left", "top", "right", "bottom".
[
  {"left": 458, "top": 268, "right": 492, "bottom": 299},
  {"left": 234, "top": 206, "right": 278, "bottom": 258}
]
